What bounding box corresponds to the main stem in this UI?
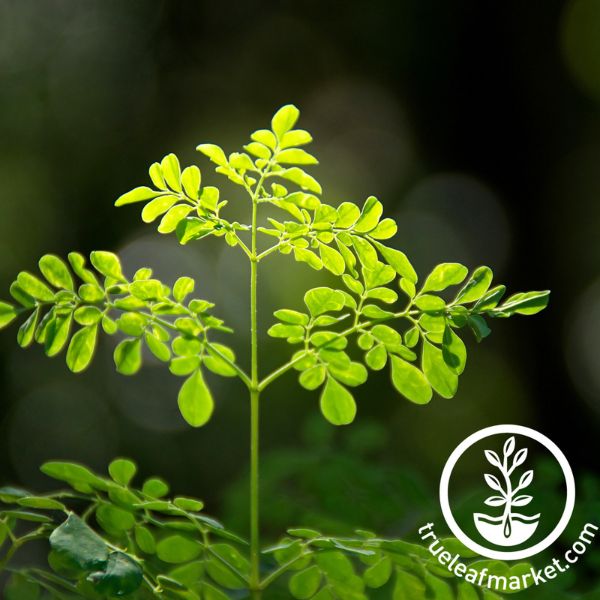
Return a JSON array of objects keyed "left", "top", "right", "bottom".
[{"left": 249, "top": 198, "right": 261, "bottom": 598}]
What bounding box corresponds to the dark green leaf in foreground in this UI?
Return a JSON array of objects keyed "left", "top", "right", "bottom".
[
  {"left": 89, "top": 551, "right": 143, "bottom": 596},
  {"left": 49, "top": 514, "right": 108, "bottom": 571}
]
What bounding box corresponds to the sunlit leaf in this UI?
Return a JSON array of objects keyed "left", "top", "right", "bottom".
[{"left": 178, "top": 370, "right": 214, "bottom": 427}]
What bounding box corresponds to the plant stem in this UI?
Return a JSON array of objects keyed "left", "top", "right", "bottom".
[{"left": 249, "top": 189, "right": 261, "bottom": 599}]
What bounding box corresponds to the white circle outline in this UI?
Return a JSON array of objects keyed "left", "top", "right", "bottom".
[{"left": 439, "top": 424, "right": 576, "bottom": 560}]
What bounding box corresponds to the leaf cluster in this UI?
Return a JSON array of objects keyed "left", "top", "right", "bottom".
[{"left": 0, "top": 461, "right": 530, "bottom": 600}]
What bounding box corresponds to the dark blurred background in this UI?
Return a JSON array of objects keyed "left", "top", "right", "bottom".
[{"left": 1, "top": 0, "right": 600, "bottom": 586}]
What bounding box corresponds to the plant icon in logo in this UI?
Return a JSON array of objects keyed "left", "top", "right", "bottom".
[{"left": 474, "top": 436, "right": 541, "bottom": 547}]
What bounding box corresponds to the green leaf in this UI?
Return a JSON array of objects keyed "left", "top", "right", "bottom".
[
  {"left": 371, "top": 324, "right": 402, "bottom": 347},
  {"left": 45, "top": 313, "right": 72, "bottom": 357},
  {"left": 289, "top": 565, "right": 322, "bottom": 599},
  {"left": 145, "top": 333, "right": 171, "bottom": 362},
  {"left": 373, "top": 242, "right": 418, "bottom": 283},
  {"left": 281, "top": 129, "right": 313, "bottom": 148},
  {"left": 79, "top": 283, "right": 104, "bottom": 303},
  {"left": 134, "top": 526, "right": 156, "bottom": 554},
  {"left": 328, "top": 361, "right": 368, "bottom": 387},
  {"left": 320, "top": 376, "right": 357, "bottom": 425},
  {"left": 114, "top": 339, "right": 142, "bottom": 375},
  {"left": 173, "top": 276, "right": 195, "bottom": 303},
  {"left": 414, "top": 294, "right": 445, "bottom": 311},
  {"left": 49, "top": 514, "right": 108, "bottom": 571},
  {"left": 342, "top": 274, "right": 363, "bottom": 295},
  {"left": 268, "top": 323, "right": 305, "bottom": 339},
  {"left": 274, "top": 309, "right": 310, "bottom": 326},
  {"left": 170, "top": 356, "right": 201, "bottom": 376},
  {"left": 363, "top": 262, "right": 395, "bottom": 289},
  {"left": 354, "top": 196, "right": 383, "bottom": 233},
  {"left": 115, "top": 186, "right": 161, "bottom": 207},
  {"left": 394, "top": 569, "right": 426, "bottom": 600},
  {"left": 390, "top": 355, "right": 432, "bottom": 405},
  {"left": 181, "top": 165, "right": 201, "bottom": 199},
  {"left": 178, "top": 370, "right": 214, "bottom": 427},
  {"left": 251, "top": 129, "right": 277, "bottom": 149},
  {"left": 161, "top": 153, "right": 182, "bottom": 192},
  {"left": 39, "top": 255, "right": 74, "bottom": 290},
  {"left": 498, "top": 290, "right": 550, "bottom": 315},
  {"left": 422, "top": 263, "right": 468, "bottom": 293},
  {"left": 457, "top": 582, "right": 480, "bottom": 600},
  {"left": 206, "top": 543, "right": 250, "bottom": 589},
  {"left": 422, "top": 340, "right": 458, "bottom": 398},
  {"left": 364, "top": 556, "right": 392, "bottom": 588},
  {"left": 474, "top": 285, "right": 506, "bottom": 311},
  {"left": 400, "top": 278, "right": 416, "bottom": 298},
  {"left": 366, "top": 344, "right": 387, "bottom": 370},
  {"left": 352, "top": 236, "right": 378, "bottom": 267},
  {"left": 0, "top": 301, "right": 19, "bottom": 330},
  {"left": 41, "top": 461, "right": 109, "bottom": 491},
  {"left": 149, "top": 162, "right": 166, "bottom": 189},
  {"left": 5, "top": 574, "right": 40, "bottom": 600},
  {"left": 369, "top": 218, "right": 397, "bottom": 240},
  {"left": 68, "top": 252, "right": 98, "bottom": 285},
  {"left": 66, "top": 325, "right": 98, "bottom": 373},
  {"left": 141, "top": 195, "right": 179, "bottom": 223},
  {"left": 142, "top": 478, "right": 169, "bottom": 498},
  {"left": 158, "top": 204, "right": 193, "bottom": 233},
  {"left": 173, "top": 496, "right": 204, "bottom": 512},
  {"left": 366, "top": 287, "right": 398, "bottom": 303},
  {"left": 245, "top": 142, "right": 271, "bottom": 159},
  {"left": 90, "top": 251, "right": 125, "bottom": 282},
  {"left": 109, "top": 458, "right": 137, "bottom": 486},
  {"left": 468, "top": 314, "right": 491, "bottom": 342},
  {"left": 304, "top": 287, "right": 345, "bottom": 317},
  {"left": 203, "top": 582, "right": 231, "bottom": 600},
  {"left": 277, "top": 148, "right": 318, "bottom": 165},
  {"left": 455, "top": 266, "right": 493, "bottom": 303},
  {"left": 17, "top": 272, "right": 55, "bottom": 302},
  {"left": 336, "top": 202, "right": 361, "bottom": 228},
  {"left": 90, "top": 551, "right": 143, "bottom": 597},
  {"left": 17, "top": 496, "right": 65, "bottom": 510},
  {"left": 204, "top": 343, "right": 238, "bottom": 377},
  {"left": 17, "top": 308, "right": 39, "bottom": 346},
  {"left": 294, "top": 247, "right": 323, "bottom": 270},
  {"left": 280, "top": 167, "right": 322, "bottom": 194},
  {"left": 442, "top": 327, "right": 467, "bottom": 374},
  {"left": 197, "top": 143, "right": 228, "bottom": 167},
  {"left": 130, "top": 279, "right": 163, "bottom": 301},
  {"left": 157, "top": 535, "right": 202, "bottom": 563},
  {"left": 361, "top": 304, "right": 395, "bottom": 319},
  {"left": 319, "top": 243, "right": 346, "bottom": 275},
  {"left": 96, "top": 504, "right": 136, "bottom": 533},
  {"left": 177, "top": 217, "right": 216, "bottom": 244},
  {"left": 299, "top": 364, "right": 327, "bottom": 390},
  {"left": 271, "top": 104, "right": 300, "bottom": 138},
  {"left": 74, "top": 306, "right": 103, "bottom": 325}
]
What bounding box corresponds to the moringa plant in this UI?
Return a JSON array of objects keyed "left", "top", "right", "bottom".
[{"left": 0, "top": 105, "right": 549, "bottom": 599}]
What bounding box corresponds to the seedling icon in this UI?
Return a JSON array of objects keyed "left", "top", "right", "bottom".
[{"left": 474, "top": 436, "right": 541, "bottom": 547}]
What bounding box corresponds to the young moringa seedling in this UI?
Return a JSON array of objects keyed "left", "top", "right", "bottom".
[{"left": 0, "top": 105, "right": 549, "bottom": 599}]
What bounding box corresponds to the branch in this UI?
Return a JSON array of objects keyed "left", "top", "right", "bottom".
[
  {"left": 256, "top": 243, "right": 281, "bottom": 262},
  {"left": 205, "top": 340, "right": 252, "bottom": 389},
  {"left": 260, "top": 550, "right": 312, "bottom": 589},
  {"left": 259, "top": 310, "right": 411, "bottom": 391}
]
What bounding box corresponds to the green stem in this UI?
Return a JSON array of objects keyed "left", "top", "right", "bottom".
[{"left": 250, "top": 187, "right": 261, "bottom": 599}]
